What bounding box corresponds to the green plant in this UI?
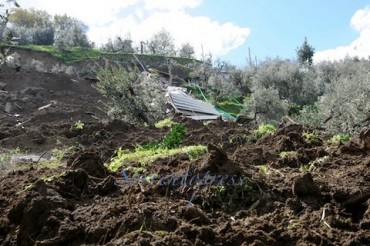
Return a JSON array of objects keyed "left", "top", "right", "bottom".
[
  {"left": 70, "top": 120, "right": 85, "bottom": 131},
  {"left": 279, "top": 151, "right": 297, "bottom": 158},
  {"left": 327, "top": 134, "right": 350, "bottom": 144},
  {"left": 155, "top": 118, "right": 175, "bottom": 128},
  {"left": 257, "top": 165, "right": 270, "bottom": 175},
  {"left": 300, "top": 156, "right": 329, "bottom": 173},
  {"left": 0, "top": 147, "right": 21, "bottom": 167},
  {"left": 161, "top": 123, "right": 186, "bottom": 149},
  {"left": 302, "top": 131, "right": 319, "bottom": 142},
  {"left": 255, "top": 123, "right": 276, "bottom": 137},
  {"left": 107, "top": 145, "right": 207, "bottom": 172}
]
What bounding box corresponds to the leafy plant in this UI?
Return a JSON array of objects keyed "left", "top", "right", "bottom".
[
  {"left": 70, "top": 120, "right": 85, "bottom": 131},
  {"left": 302, "top": 131, "right": 319, "bottom": 142},
  {"left": 155, "top": 118, "right": 175, "bottom": 128},
  {"left": 300, "top": 156, "right": 329, "bottom": 173},
  {"left": 257, "top": 165, "right": 270, "bottom": 175},
  {"left": 327, "top": 134, "right": 350, "bottom": 144},
  {"left": 161, "top": 123, "right": 186, "bottom": 149},
  {"left": 255, "top": 123, "right": 276, "bottom": 137}
]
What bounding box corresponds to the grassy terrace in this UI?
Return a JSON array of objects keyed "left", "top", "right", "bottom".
[{"left": 7, "top": 45, "right": 200, "bottom": 65}]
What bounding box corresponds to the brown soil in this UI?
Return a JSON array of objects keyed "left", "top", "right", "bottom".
[{"left": 1, "top": 67, "right": 370, "bottom": 245}]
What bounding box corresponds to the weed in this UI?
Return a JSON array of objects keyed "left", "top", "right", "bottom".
[
  {"left": 257, "top": 165, "right": 270, "bottom": 175},
  {"left": 279, "top": 151, "right": 297, "bottom": 158},
  {"left": 0, "top": 148, "right": 21, "bottom": 163},
  {"left": 300, "top": 156, "right": 330, "bottom": 173},
  {"left": 70, "top": 120, "right": 85, "bottom": 131},
  {"left": 255, "top": 123, "right": 276, "bottom": 137},
  {"left": 302, "top": 131, "right": 320, "bottom": 142},
  {"left": 205, "top": 177, "right": 257, "bottom": 212},
  {"left": 155, "top": 118, "right": 175, "bottom": 128},
  {"left": 327, "top": 134, "right": 350, "bottom": 144}
]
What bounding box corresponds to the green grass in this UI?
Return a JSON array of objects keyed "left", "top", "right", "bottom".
[
  {"left": 8, "top": 44, "right": 201, "bottom": 65},
  {"left": 107, "top": 145, "right": 207, "bottom": 172},
  {"left": 155, "top": 118, "right": 175, "bottom": 128}
]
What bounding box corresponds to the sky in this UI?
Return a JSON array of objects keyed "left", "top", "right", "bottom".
[{"left": 16, "top": 0, "right": 370, "bottom": 66}]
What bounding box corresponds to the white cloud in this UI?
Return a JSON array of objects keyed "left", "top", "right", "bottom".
[
  {"left": 17, "top": 0, "right": 250, "bottom": 59},
  {"left": 144, "top": 0, "right": 202, "bottom": 11},
  {"left": 314, "top": 6, "right": 370, "bottom": 62}
]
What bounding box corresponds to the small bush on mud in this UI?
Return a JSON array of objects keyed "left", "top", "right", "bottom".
[
  {"left": 300, "top": 156, "right": 329, "bottom": 173},
  {"left": 138, "top": 123, "right": 186, "bottom": 151},
  {"left": 255, "top": 123, "right": 276, "bottom": 137},
  {"left": 302, "top": 131, "right": 320, "bottom": 142},
  {"left": 161, "top": 123, "right": 186, "bottom": 149},
  {"left": 70, "top": 120, "right": 85, "bottom": 131},
  {"left": 327, "top": 134, "right": 350, "bottom": 144},
  {"left": 155, "top": 118, "right": 175, "bottom": 128},
  {"left": 203, "top": 178, "right": 259, "bottom": 212}
]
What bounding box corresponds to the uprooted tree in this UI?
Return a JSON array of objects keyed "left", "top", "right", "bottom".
[{"left": 95, "top": 63, "right": 167, "bottom": 126}]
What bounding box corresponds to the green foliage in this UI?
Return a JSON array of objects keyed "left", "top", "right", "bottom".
[
  {"left": 52, "top": 143, "right": 84, "bottom": 161},
  {"left": 296, "top": 37, "right": 315, "bottom": 65},
  {"left": 216, "top": 100, "right": 244, "bottom": 116},
  {"left": 155, "top": 118, "right": 175, "bottom": 128},
  {"left": 161, "top": 123, "right": 186, "bottom": 149},
  {"left": 107, "top": 145, "right": 207, "bottom": 172},
  {"left": 257, "top": 165, "right": 270, "bottom": 175},
  {"left": 96, "top": 64, "right": 167, "bottom": 125},
  {"left": 302, "top": 131, "right": 320, "bottom": 142},
  {"left": 327, "top": 134, "right": 350, "bottom": 144},
  {"left": 70, "top": 120, "right": 85, "bottom": 131},
  {"left": 255, "top": 123, "right": 276, "bottom": 137},
  {"left": 8, "top": 8, "right": 54, "bottom": 45},
  {"left": 0, "top": 147, "right": 21, "bottom": 166},
  {"left": 300, "top": 156, "right": 329, "bottom": 173},
  {"left": 147, "top": 28, "right": 175, "bottom": 56},
  {"left": 205, "top": 178, "right": 256, "bottom": 212},
  {"left": 279, "top": 151, "right": 297, "bottom": 158},
  {"left": 18, "top": 45, "right": 101, "bottom": 63}
]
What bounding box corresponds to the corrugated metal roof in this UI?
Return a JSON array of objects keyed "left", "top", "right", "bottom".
[{"left": 167, "top": 87, "right": 221, "bottom": 120}]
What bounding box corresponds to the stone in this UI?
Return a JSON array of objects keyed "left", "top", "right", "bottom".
[
  {"left": 0, "top": 82, "right": 7, "bottom": 90},
  {"left": 4, "top": 102, "right": 12, "bottom": 113}
]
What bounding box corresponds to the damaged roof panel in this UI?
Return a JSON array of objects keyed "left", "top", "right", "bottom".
[{"left": 167, "top": 87, "right": 222, "bottom": 120}]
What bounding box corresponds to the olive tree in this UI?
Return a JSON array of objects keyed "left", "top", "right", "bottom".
[
  {"left": 53, "top": 14, "right": 90, "bottom": 50},
  {"left": 147, "top": 28, "right": 175, "bottom": 56},
  {"left": 8, "top": 8, "right": 54, "bottom": 45},
  {"left": 95, "top": 64, "right": 166, "bottom": 125}
]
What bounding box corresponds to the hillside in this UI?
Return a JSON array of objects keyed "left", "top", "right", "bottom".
[{"left": 0, "top": 48, "right": 369, "bottom": 245}]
